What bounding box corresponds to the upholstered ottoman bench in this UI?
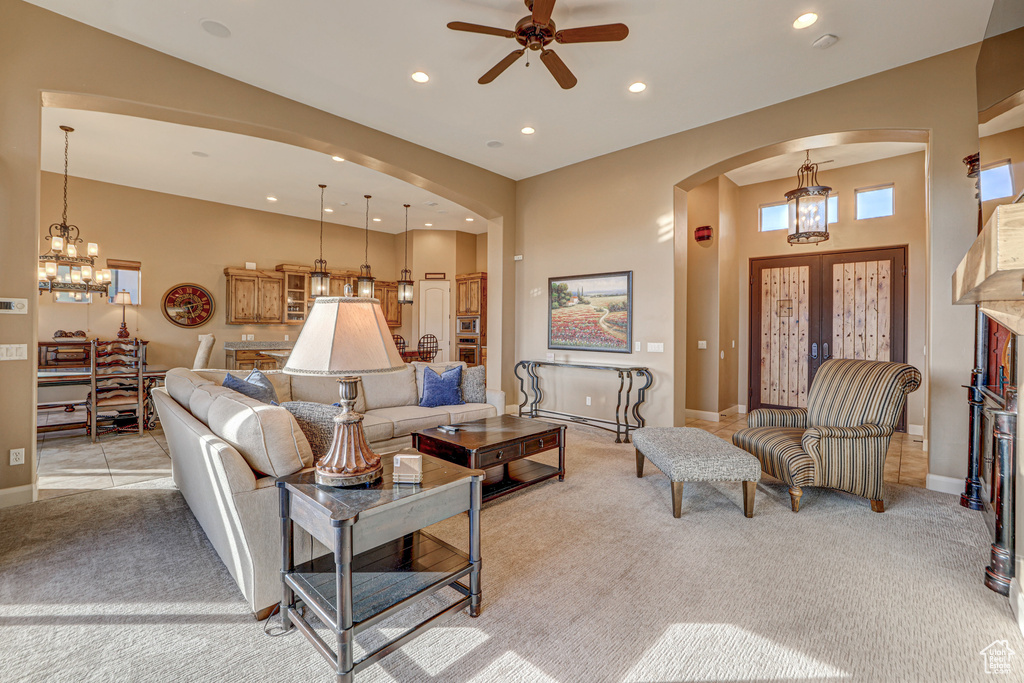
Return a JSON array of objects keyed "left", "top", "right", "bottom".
[{"left": 632, "top": 427, "right": 761, "bottom": 518}]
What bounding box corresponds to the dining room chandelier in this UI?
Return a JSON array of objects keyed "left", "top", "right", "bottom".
[
  {"left": 356, "top": 194, "right": 376, "bottom": 298},
  {"left": 785, "top": 151, "right": 831, "bottom": 245},
  {"left": 38, "top": 125, "right": 111, "bottom": 298},
  {"left": 310, "top": 183, "right": 331, "bottom": 298},
  {"left": 397, "top": 204, "right": 414, "bottom": 305}
]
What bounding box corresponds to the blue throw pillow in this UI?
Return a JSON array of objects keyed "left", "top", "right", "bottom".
[
  {"left": 223, "top": 369, "right": 278, "bottom": 404},
  {"left": 419, "top": 366, "right": 464, "bottom": 408}
]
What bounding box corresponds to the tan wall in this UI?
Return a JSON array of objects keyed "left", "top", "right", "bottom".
[
  {"left": 733, "top": 152, "right": 929, "bottom": 429},
  {"left": 718, "top": 176, "right": 740, "bottom": 412},
  {"left": 517, "top": 47, "right": 980, "bottom": 485},
  {"left": 408, "top": 229, "right": 479, "bottom": 362},
  {"left": 38, "top": 172, "right": 402, "bottom": 371},
  {"left": 0, "top": 0, "right": 516, "bottom": 504},
  {"left": 685, "top": 179, "right": 721, "bottom": 414},
  {"left": 476, "top": 234, "right": 489, "bottom": 273}
]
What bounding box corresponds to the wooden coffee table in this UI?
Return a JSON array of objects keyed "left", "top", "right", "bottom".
[{"left": 412, "top": 414, "right": 566, "bottom": 502}]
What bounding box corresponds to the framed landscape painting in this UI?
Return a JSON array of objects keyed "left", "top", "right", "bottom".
[{"left": 548, "top": 271, "right": 632, "bottom": 353}]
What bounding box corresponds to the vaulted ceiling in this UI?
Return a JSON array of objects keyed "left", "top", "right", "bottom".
[{"left": 26, "top": 0, "right": 993, "bottom": 180}]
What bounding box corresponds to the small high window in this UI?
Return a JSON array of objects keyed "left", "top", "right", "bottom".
[
  {"left": 759, "top": 202, "right": 788, "bottom": 231},
  {"left": 981, "top": 160, "right": 1014, "bottom": 202},
  {"left": 827, "top": 195, "right": 838, "bottom": 224},
  {"left": 855, "top": 184, "right": 895, "bottom": 220},
  {"left": 106, "top": 259, "right": 142, "bottom": 306}
]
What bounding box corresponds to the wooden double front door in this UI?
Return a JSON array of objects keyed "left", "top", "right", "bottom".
[{"left": 749, "top": 246, "right": 907, "bottom": 411}]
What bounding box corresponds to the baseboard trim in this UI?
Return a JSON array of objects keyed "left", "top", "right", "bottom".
[
  {"left": 719, "top": 405, "right": 741, "bottom": 418},
  {"left": 685, "top": 409, "right": 721, "bottom": 423},
  {"left": 738, "top": 405, "right": 747, "bottom": 414},
  {"left": 505, "top": 404, "right": 518, "bottom": 416},
  {"left": 1011, "top": 578, "right": 1024, "bottom": 638},
  {"left": 925, "top": 473, "right": 962, "bottom": 496},
  {"left": 908, "top": 424, "right": 924, "bottom": 436},
  {"left": 0, "top": 482, "right": 36, "bottom": 509}
]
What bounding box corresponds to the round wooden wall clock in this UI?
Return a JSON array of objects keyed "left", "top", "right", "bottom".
[{"left": 161, "top": 283, "right": 215, "bottom": 328}]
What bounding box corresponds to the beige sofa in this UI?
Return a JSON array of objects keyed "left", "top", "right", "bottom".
[{"left": 152, "top": 362, "right": 503, "bottom": 617}]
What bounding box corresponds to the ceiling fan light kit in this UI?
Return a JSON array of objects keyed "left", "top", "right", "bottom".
[{"left": 448, "top": 0, "right": 628, "bottom": 90}]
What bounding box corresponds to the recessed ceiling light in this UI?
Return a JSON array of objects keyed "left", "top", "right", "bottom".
[
  {"left": 466, "top": 218, "right": 474, "bottom": 222},
  {"left": 793, "top": 13, "right": 818, "bottom": 29},
  {"left": 373, "top": 217, "right": 382, "bottom": 222},
  {"left": 411, "top": 71, "right": 430, "bottom": 83},
  {"left": 200, "top": 19, "right": 231, "bottom": 38},
  {"left": 324, "top": 208, "right": 334, "bottom": 213},
  {"left": 266, "top": 195, "right": 278, "bottom": 202},
  {"left": 425, "top": 223, "right": 433, "bottom": 227},
  {"left": 521, "top": 127, "right": 536, "bottom": 135},
  {"left": 331, "top": 155, "right": 344, "bottom": 162},
  {"left": 628, "top": 82, "right": 647, "bottom": 93},
  {"left": 486, "top": 140, "right": 504, "bottom": 148}
]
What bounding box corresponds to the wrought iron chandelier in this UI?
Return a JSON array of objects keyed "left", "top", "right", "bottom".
[
  {"left": 38, "top": 126, "right": 111, "bottom": 298},
  {"left": 356, "top": 195, "right": 376, "bottom": 298},
  {"left": 397, "top": 204, "right": 414, "bottom": 305},
  {"left": 310, "top": 184, "right": 331, "bottom": 298},
  {"left": 785, "top": 151, "right": 831, "bottom": 245}
]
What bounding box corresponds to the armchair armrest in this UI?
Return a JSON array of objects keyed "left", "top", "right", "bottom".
[
  {"left": 801, "top": 423, "right": 895, "bottom": 496},
  {"left": 805, "top": 424, "right": 894, "bottom": 440},
  {"left": 486, "top": 388, "right": 505, "bottom": 415},
  {"left": 747, "top": 407, "right": 808, "bottom": 429}
]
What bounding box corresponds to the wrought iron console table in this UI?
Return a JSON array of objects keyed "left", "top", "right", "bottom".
[{"left": 514, "top": 360, "right": 652, "bottom": 443}]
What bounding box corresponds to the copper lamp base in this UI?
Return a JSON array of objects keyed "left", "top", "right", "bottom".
[
  {"left": 117, "top": 321, "right": 130, "bottom": 339},
  {"left": 315, "top": 376, "right": 383, "bottom": 487}
]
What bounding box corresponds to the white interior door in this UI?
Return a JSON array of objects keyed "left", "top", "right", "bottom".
[{"left": 418, "top": 280, "right": 450, "bottom": 362}]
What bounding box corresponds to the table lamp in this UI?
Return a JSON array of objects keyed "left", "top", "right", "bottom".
[
  {"left": 114, "top": 290, "right": 132, "bottom": 339},
  {"left": 283, "top": 296, "right": 405, "bottom": 486}
]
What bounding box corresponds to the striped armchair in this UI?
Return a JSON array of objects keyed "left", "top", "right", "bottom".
[{"left": 732, "top": 359, "right": 921, "bottom": 513}]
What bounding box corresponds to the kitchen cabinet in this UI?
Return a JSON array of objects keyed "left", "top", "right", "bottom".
[{"left": 224, "top": 267, "right": 285, "bottom": 325}]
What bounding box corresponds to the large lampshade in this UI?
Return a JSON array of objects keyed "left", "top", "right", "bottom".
[
  {"left": 785, "top": 151, "right": 831, "bottom": 245},
  {"left": 284, "top": 297, "right": 405, "bottom": 376}
]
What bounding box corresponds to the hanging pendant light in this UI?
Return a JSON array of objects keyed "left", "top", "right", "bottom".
[
  {"left": 38, "top": 125, "right": 109, "bottom": 298},
  {"left": 785, "top": 151, "right": 831, "bottom": 245},
  {"left": 397, "top": 204, "right": 414, "bottom": 305},
  {"left": 310, "top": 184, "right": 331, "bottom": 298},
  {"left": 356, "top": 194, "right": 376, "bottom": 298}
]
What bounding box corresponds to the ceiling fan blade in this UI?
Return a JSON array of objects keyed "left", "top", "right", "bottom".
[
  {"left": 532, "top": 0, "right": 556, "bottom": 26},
  {"left": 555, "top": 23, "right": 629, "bottom": 43},
  {"left": 479, "top": 49, "right": 526, "bottom": 84},
  {"left": 447, "top": 21, "right": 515, "bottom": 38},
  {"left": 540, "top": 49, "right": 577, "bottom": 89}
]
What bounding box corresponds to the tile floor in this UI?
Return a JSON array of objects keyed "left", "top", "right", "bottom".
[
  {"left": 35, "top": 408, "right": 170, "bottom": 500},
  {"left": 685, "top": 411, "right": 929, "bottom": 488},
  {"left": 33, "top": 408, "right": 929, "bottom": 502}
]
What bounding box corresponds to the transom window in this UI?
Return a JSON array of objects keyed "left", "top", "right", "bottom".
[
  {"left": 759, "top": 202, "right": 788, "bottom": 231},
  {"left": 827, "top": 195, "right": 838, "bottom": 224},
  {"left": 980, "top": 160, "right": 1014, "bottom": 202},
  {"left": 855, "top": 184, "right": 895, "bottom": 220}
]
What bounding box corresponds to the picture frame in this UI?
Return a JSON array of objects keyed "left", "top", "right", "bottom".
[
  {"left": 548, "top": 271, "right": 632, "bottom": 353},
  {"left": 424, "top": 272, "right": 446, "bottom": 280}
]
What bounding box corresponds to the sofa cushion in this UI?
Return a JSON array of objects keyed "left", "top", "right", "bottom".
[
  {"left": 444, "top": 403, "right": 497, "bottom": 424},
  {"left": 195, "top": 369, "right": 293, "bottom": 404},
  {"left": 165, "top": 368, "right": 214, "bottom": 408},
  {"left": 206, "top": 392, "right": 314, "bottom": 477},
  {"left": 289, "top": 375, "right": 366, "bottom": 413},
  {"left": 367, "top": 405, "right": 450, "bottom": 437},
  {"left": 412, "top": 361, "right": 467, "bottom": 400},
  {"left": 223, "top": 370, "right": 278, "bottom": 404},
  {"left": 361, "top": 365, "right": 418, "bottom": 411},
  {"left": 361, "top": 413, "right": 395, "bottom": 443},
  {"left": 420, "top": 366, "right": 464, "bottom": 408},
  {"left": 462, "top": 365, "right": 486, "bottom": 404},
  {"left": 189, "top": 384, "right": 238, "bottom": 425}
]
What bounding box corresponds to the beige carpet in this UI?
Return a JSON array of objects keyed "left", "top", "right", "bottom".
[{"left": 1, "top": 425, "right": 1020, "bottom": 682}]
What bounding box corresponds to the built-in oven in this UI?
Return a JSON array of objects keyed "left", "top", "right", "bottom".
[
  {"left": 458, "top": 317, "right": 480, "bottom": 335},
  {"left": 457, "top": 336, "right": 481, "bottom": 365}
]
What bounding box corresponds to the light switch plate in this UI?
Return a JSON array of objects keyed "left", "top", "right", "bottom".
[
  {"left": 697, "top": 341, "right": 707, "bottom": 350},
  {"left": 0, "top": 344, "right": 28, "bottom": 360},
  {"left": 0, "top": 298, "right": 28, "bottom": 314},
  {"left": 635, "top": 342, "right": 641, "bottom": 352},
  {"left": 648, "top": 342, "right": 665, "bottom": 353},
  {"left": 513, "top": 255, "right": 524, "bottom": 261}
]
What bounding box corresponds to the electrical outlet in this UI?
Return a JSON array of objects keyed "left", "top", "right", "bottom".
[
  {"left": 732, "top": 340, "right": 736, "bottom": 348},
  {"left": 241, "top": 334, "right": 247, "bottom": 341},
  {"left": 247, "top": 334, "right": 256, "bottom": 341},
  {"left": 720, "top": 350, "right": 725, "bottom": 359},
  {"left": 697, "top": 341, "right": 707, "bottom": 350},
  {"left": 586, "top": 396, "right": 592, "bottom": 406},
  {"left": 10, "top": 448, "right": 25, "bottom": 466},
  {"left": 284, "top": 334, "right": 289, "bottom": 341}
]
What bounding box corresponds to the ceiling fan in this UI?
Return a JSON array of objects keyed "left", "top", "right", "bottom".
[{"left": 447, "top": 0, "right": 629, "bottom": 90}]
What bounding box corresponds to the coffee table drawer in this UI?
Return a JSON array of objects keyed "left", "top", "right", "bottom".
[
  {"left": 523, "top": 432, "right": 560, "bottom": 455},
  {"left": 478, "top": 442, "right": 523, "bottom": 468}
]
